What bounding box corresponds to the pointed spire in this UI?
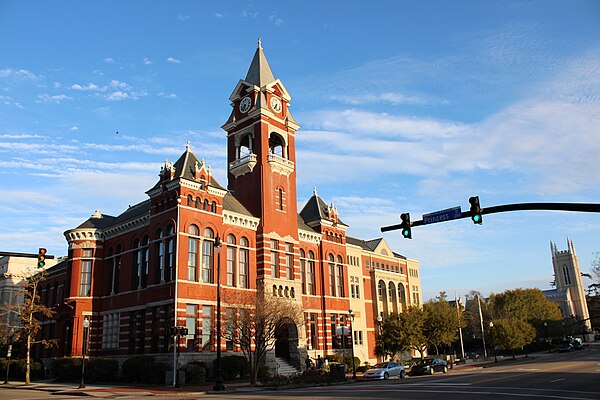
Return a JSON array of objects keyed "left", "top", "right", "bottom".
[{"left": 245, "top": 39, "right": 276, "bottom": 87}]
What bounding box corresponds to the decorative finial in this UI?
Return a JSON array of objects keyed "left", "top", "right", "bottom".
[
  {"left": 313, "top": 186, "right": 317, "bottom": 196},
  {"left": 186, "top": 141, "right": 191, "bottom": 151},
  {"left": 258, "top": 37, "right": 262, "bottom": 49}
]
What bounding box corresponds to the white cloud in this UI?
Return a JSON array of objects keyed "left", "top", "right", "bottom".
[
  {"left": 177, "top": 13, "right": 190, "bottom": 21},
  {"left": 241, "top": 10, "right": 258, "bottom": 19},
  {"left": 104, "top": 57, "right": 115, "bottom": 64},
  {"left": 0, "top": 134, "right": 44, "bottom": 139},
  {"left": 71, "top": 83, "right": 105, "bottom": 91},
  {"left": 268, "top": 13, "right": 284, "bottom": 26},
  {"left": 143, "top": 58, "right": 153, "bottom": 65},
  {"left": 167, "top": 57, "right": 181, "bottom": 64},
  {"left": 109, "top": 80, "right": 131, "bottom": 90},
  {"left": 157, "top": 92, "right": 177, "bottom": 99},
  {"left": 215, "top": 13, "right": 224, "bottom": 18},
  {"left": 106, "top": 91, "right": 129, "bottom": 101},
  {"left": 69, "top": 126, "right": 79, "bottom": 131},
  {"left": 330, "top": 92, "right": 431, "bottom": 106},
  {"left": 0, "top": 68, "right": 40, "bottom": 80},
  {"left": 36, "top": 93, "right": 72, "bottom": 103}
]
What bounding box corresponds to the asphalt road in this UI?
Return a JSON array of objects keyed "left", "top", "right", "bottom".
[{"left": 1, "top": 345, "right": 598, "bottom": 400}]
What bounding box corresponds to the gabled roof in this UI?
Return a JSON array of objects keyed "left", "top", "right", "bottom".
[
  {"left": 298, "top": 214, "right": 315, "bottom": 232},
  {"left": 245, "top": 40, "right": 276, "bottom": 88},
  {"left": 75, "top": 200, "right": 151, "bottom": 231},
  {"left": 346, "top": 236, "right": 406, "bottom": 259},
  {"left": 150, "top": 147, "right": 226, "bottom": 191}
]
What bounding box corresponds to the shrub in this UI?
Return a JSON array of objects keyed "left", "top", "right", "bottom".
[
  {"left": 213, "top": 355, "right": 248, "bottom": 380},
  {"left": 257, "top": 363, "right": 270, "bottom": 384},
  {"left": 86, "top": 358, "right": 119, "bottom": 382},
  {"left": 0, "top": 359, "right": 45, "bottom": 381},
  {"left": 343, "top": 356, "right": 360, "bottom": 371},
  {"left": 182, "top": 361, "right": 207, "bottom": 384},
  {"left": 51, "top": 358, "right": 82, "bottom": 381},
  {"left": 122, "top": 355, "right": 166, "bottom": 384}
]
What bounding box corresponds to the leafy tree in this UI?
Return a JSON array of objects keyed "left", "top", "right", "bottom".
[
  {"left": 488, "top": 288, "right": 561, "bottom": 323},
  {"left": 491, "top": 318, "right": 536, "bottom": 359},
  {"left": 222, "top": 291, "right": 302, "bottom": 385},
  {"left": 377, "top": 313, "right": 410, "bottom": 360},
  {"left": 0, "top": 267, "right": 56, "bottom": 384},
  {"left": 399, "top": 306, "right": 428, "bottom": 357},
  {"left": 423, "top": 292, "right": 463, "bottom": 355}
]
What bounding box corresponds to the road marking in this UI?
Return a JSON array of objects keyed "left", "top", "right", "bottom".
[{"left": 551, "top": 378, "right": 566, "bottom": 383}]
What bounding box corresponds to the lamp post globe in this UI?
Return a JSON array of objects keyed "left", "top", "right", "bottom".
[
  {"left": 376, "top": 314, "right": 384, "bottom": 361},
  {"left": 489, "top": 321, "right": 497, "bottom": 363}
]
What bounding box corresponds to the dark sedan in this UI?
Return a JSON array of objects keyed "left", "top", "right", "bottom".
[{"left": 410, "top": 358, "right": 448, "bottom": 375}]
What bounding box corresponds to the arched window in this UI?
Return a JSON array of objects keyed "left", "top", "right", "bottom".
[
  {"left": 268, "top": 132, "right": 286, "bottom": 158},
  {"left": 300, "top": 249, "right": 306, "bottom": 294},
  {"left": 240, "top": 134, "right": 253, "bottom": 157},
  {"left": 336, "top": 255, "right": 344, "bottom": 297},
  {"left": 141, "top": 236, "right": 150, "bottom": 288},
  {"left": 188, "top": 225, "right": 200, "bottom": 281},
  {"left": 165, "top": 225, "right": 175, "bottom": 282},
  {"left": 195, "top": 197, "right": 201, "bottom": 209},
  {"left": 307, "top": 251, "right": 316, "bottom": 295},
  {"left": 203, "top": 199, "right": 209, "bottom": 211},
  {"left": 239, "top": 237, "right": 249, "bottom": 288},
  {"left": 133, "top": 239, "right": 142, "bottom": 290},
  {"left": 398, "top": 283, "right": 407, "bottom": 311},
  {"left": 328, "top": 254, "right": 336, "bottom": 296},
  {"left": 278, "top": 188, "right": 284, "bottom": 211},
  {"left": 201, "top": 228, "right": 214, "bottom": 283},
  {"left": 211, "top": 201, "right": 217, "bottom": 213},
  {"left": 273, "top": 285, "right": 277, "bottom": 296},
  {"left": 226, "top": 234, "right": 236, "bottom": 287},
  {"left": 156, "top": 229, "right": 164, "bottom": 283},
  {"left": 187, "top": 195, "right": 193, "bottom": 207},
  {"left": 388, "top": 282, "right": 398, "bottom": 314}
]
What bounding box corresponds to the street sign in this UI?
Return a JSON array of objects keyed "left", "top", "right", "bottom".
[{"left": 423, "top": 206, "right": 462, "bottom": 225}]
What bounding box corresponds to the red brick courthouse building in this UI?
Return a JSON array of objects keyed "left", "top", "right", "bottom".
[{"left": 39, "top": 43, "right": 422, "bottom": 371}]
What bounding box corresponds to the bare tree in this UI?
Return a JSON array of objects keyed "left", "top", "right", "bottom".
[
  {"left": 223, "top": 291, "right": 302, "bottom": 385},
  {"left": 1, "top": 267, "right": 56, "bottom": 384}
]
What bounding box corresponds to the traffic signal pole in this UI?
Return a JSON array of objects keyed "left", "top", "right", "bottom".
[{"left": 381, "top": 202, "right": 600, "bottom": 235}]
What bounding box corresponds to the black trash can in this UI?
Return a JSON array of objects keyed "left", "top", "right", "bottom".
[{"left": 330, "top": 363, "right": 346, "bottom": 380}]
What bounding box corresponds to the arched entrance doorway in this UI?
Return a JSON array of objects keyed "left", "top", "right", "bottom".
[{"left": 275, "top": 321, "right": 300, "bottom": 369}]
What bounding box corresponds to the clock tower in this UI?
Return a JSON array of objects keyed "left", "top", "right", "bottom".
[{"left": 222, "top": 40, "right": 301, "bottom": 241}]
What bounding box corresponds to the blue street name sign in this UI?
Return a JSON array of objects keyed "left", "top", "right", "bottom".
[{"left": 422, "top": 206, "right": 462, "bottom": 225}]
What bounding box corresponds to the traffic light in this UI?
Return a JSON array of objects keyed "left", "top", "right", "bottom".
[
  {"left": 37, "top": 248, "right": 47, "bottom": 268},
  {"left": 400, "top": 213, "right": 412, "bottom": 239},
  {"left": 469, "top": 196, "right": 483, "bottom": 224}
]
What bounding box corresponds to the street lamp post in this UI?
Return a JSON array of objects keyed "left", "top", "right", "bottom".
[
  {"left": 543, "top": 321, "right": 549, "bottom": 352},
  {"left": 3, "top": 330, "right": 14, "bottom": 384},
  {"left": 79, "top": 317, "right": 90, "bottom": 389},
  {"left": 212, "top": 235, "right": 225, "bottom": 391},
  {"left": 489, "top": 321, "right": 497, "bottom": 363},
  {"left": 376, "top": 314, "right": 384, "bottom": 362},
  {"left": 348, "top": 310, "right": 356, "bottom": 380}
]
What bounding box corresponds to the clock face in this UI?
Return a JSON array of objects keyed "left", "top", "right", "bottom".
[
  {"left": 270, "top": 96, "right": 282, "bottom": 113},
  {"left": 239, "top": 96, "right": 252, "bottom": 113}
]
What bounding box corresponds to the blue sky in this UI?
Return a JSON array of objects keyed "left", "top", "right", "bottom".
[{"left": 1, "top": 1, "right": 599, "bottom": 300}]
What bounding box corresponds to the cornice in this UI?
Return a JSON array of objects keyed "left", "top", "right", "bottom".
[
  {"left": 222, "top": 210, "right": 260, "bottom": 230},
  {"left": 298, "top": 229, "right": 321, "bottom": 244}
]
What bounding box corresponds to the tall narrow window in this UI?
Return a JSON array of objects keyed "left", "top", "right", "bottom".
[
  {"left": 307, "top": 251, "right": 316, "bottom": 295},
  {"left": 336, "top": 255, "right": 344, "bottom": 297},
  {"left": 133, "top": 240, "right": 142, "bottom": 289},
  {"left": 226, "top": 235, "right": 236, "bottom": 287},
  {"left": 156, "top": 229, "right": 164, "bottom": 283},
  {"left": 310, "top": 313, "right": 318, "bottom": 349},
  {"left": 185, "top": 304, "right": 198, "bottom": 351},
  {"left": 226, "top": 309, "right": 235, "bottom": 351},
  {"left": 330, "top": 314, "right": 338, "bottom": 349},
  {"left": 113, "top": 246, "right": 121, "bottom": 294},
  {"left": 141, "top": 237, "right": 149, "bottom": 288},
  {"left": 79, "top": 249, "right": 93, "bottom": 297},
  {"left": 202, "top": 228, "right": 214, "bottom": 283},
  {"left": 285, "top": 243, "right": 293, "bottom": 279},
  {"left": 278, "top": 188, "right": 284, "bottom": 211},
  {"left": 300, "top": 249, "right": 306, "bottom": 294},
  {"left": 562, "top": 265, "right": 572, "bottom": 285},
  {"left": 328, "top": 254, "right": 335, "bottom": 296},
  {"left": 202, "top": 305, "right": 212, "bottom": 350},
  {"left": 166, "top": 225, "right": 174, "bottom": 281},
  {"left": 270, "top": 240, "right": 279, "bottom": 278},
  {"left": 239, "top": 238, "right": 249, "bottom": 288},
  {"left": 188, "top": 225, "right": 199, "bottom": 281}
]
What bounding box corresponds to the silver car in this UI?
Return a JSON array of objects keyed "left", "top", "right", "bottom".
[{"left": 363, "top": 361, "right": 406, "bottom": 380}]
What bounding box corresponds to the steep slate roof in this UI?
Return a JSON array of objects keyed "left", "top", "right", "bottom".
[
  {"left": 297, "top": 214, "right": 315, "bottom": 232},
  {"left": 299, "top": 193, "right": 347, "bottom": 226},
  {"left": 223, "top": 192, "right": 254, "bottom": 217},
  {"left": 346, "top": 236, "right": 406, "bottom": 259},
  {"left": 150, "top": 148, "right": 226, "bottom": 191},
  {"left": 245, "top": 41, "right": 276, "bottom": 87}
]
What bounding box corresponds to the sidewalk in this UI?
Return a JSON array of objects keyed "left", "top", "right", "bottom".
[{"left": 1, "top": 379, "right": 260, "bottom": 397}]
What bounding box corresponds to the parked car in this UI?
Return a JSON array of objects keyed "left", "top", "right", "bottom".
[
  {"left": 410, "top": 358, "right": 448, "bottom": 375},
  {"left": 557, "top": 342, "right": 574, "bottom": 352},
  {"left": 363, "top": 361, "right": 406, "bottom": 380}
]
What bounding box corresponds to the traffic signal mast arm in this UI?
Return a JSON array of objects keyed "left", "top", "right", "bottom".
[{"left": 381, "top": 202, "right": 600, "bottom": 233}]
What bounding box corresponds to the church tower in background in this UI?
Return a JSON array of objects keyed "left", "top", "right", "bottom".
[{"left": 551, "top": 239, "right": 592, "bottom": 331}]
